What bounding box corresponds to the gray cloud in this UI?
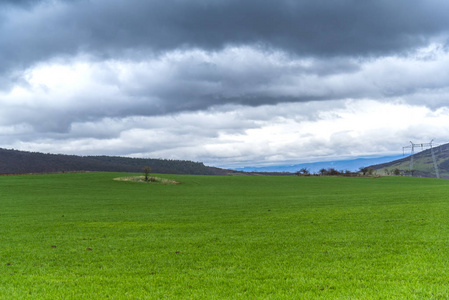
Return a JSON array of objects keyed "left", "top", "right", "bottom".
[
  {"left": 1, "top": 0, "right": 449, "bottom": 76},
  {"left": 0, "top": 0, "right": 42, "bottom": 6},
  {"left": 2, "top": 0, "right": 449, "bottom": 166},
  {"left": 2, "top": 43, "right": 449, "bottom": 135},
  {"left": 4, "top": 99, "right": 449, "bottom": 167}
]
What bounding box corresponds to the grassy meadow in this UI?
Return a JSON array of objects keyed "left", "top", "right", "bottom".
[{"left": 1, "top": 172, "right": 449, "bottom": 299}]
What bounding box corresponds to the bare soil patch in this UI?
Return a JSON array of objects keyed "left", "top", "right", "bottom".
[{"left": 113, "top": 176, "right": 181, "bottom": 184}]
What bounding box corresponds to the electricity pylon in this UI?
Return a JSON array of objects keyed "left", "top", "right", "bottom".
[{"left": 403, "top": 140, "right": 440, "bottom": 178}]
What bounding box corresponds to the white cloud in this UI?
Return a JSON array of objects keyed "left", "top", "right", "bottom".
[
  {"left": 1, "top": 40, "right": 449, "bottom": 167},
  {"left": 5, "top": 99, "right": 449, "bottom": 168}
]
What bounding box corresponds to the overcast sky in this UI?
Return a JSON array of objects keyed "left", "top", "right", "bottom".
[{"left": 1, "top": 0, "right": 449, "bottom": 168}]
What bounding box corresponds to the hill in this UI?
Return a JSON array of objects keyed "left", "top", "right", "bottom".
[
  {"left": 0, "top": 148, "right": 237, "bottom": 175},
  {"left": 370, "top": 143, "right": 449, "bottom": 178}
]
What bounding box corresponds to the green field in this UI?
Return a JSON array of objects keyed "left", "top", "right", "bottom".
[{"left": 1, "top": 173, "right": 449, "bottom": 299}]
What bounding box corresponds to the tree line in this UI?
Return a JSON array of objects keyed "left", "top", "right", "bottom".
[
  {"left": 295, "top": 166, "right": 408, "bottom": 177},
  {"left": 0, "top": 148, "right": 235, "bottom": 175}
]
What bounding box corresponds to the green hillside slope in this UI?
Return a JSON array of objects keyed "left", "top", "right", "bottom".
[{"left": 371, "top": 143, "right": 449, "bottom": 178}]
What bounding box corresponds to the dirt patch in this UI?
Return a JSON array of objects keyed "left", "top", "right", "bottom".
[{"left": 113, "top": 176, "right": 182, "bottom": 184}]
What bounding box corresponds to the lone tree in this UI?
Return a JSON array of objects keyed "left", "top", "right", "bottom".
[
  {"left": 319, "top": 168, "right": 327, "bottom": 176},
  {"left": 359, "top": 167, "right": 374, "bottom": 176},
  {"left": 300, "top": 168, "right": 310, "bottom": 176},
  {"left": 143, "top": 166, "right": 151, "bottom": 182},
  {"left": 296, "top": 168, "right": 310, "bottom": 176}
]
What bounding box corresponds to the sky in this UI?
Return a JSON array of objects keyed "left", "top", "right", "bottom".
[{"left": 1, "top": 0, "right": 449, "bottom": 168}]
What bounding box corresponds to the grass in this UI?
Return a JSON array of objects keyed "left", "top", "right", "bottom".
[{"left": 1, "top": 172, "right": 449, "bottom": 299}]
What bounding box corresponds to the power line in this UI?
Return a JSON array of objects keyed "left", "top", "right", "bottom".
[{"left": 402, "top": 140, "right": 440, "bottom": 178}]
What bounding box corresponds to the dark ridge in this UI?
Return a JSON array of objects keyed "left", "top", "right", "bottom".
[{"left": 0, "top": 148, "right": 240, "bottom": 175}]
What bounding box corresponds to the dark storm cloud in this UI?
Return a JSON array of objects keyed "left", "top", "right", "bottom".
[
  {"left": 4, "top": 42, "right": 449, "bottom": 135},
  {"left": 1, "top": 0, "right": 449, "bottom": 75},
  {"left": 2, "top": 0, "right": 449, "bottom": 149}
]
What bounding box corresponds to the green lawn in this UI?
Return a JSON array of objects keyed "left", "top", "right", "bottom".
[{"left": 1, "top": 173, "right": 449, "bottom": 299}]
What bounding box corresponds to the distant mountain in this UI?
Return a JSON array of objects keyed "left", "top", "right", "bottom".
[
  {"left": 370, "top": 143, "right": 449, "bottom": 178},
  {"left": 0, "top": 148, "right": 237, "bottom": 175},
  {"left": 233, "top": 155, "right": 405, "bottom": 174}
]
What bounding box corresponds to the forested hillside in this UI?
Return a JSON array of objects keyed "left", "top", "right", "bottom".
[{"left": 0, "top": 148, "right": 235, "bottom": 175}]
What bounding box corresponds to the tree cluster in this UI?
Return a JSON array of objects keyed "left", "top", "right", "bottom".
[
  {"left": 0, "top": 148, "right": 232, "bottom": 175},
  {"left": 318, "top": 168, "right": 359, "bottom": 176},
  {"left": 295, "top": 167, "right": 360, "bottom": 177}
]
